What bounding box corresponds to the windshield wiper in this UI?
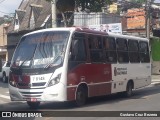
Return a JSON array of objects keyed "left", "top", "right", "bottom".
[
  {"left": 44, "top": 51, "right": 63, "bottom": 69},
  {"left": 18, "top": 56, "right": 32, "bottom": 69}
]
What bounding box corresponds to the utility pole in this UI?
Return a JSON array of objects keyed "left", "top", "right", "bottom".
[
  {"left": 51, "top": 0, "right": 57, "bottom": 28},
  {"left": 145, "top": 0, "right": 151, "bottom": 39}
]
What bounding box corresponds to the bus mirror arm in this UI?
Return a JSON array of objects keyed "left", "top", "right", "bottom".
[
  {"left": 70, "top": 40, "right": 78, "bottom": 61},
  {"left": 69, "top": 52, "right": 72, "bottom": 60},
  {"left": 0, "top": 58, "right": 2, "bottom": 72}
]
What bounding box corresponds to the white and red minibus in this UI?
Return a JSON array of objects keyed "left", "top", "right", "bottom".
[{"left": 9, "top": 27, "right": 151, "bottom": 108}]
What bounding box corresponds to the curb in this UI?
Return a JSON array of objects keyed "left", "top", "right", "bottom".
[{"left": 151, "top": 82, "right": 160, "bottom": 87}]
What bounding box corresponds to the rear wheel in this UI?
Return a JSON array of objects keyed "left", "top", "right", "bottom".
[
  {"left": 75, "top": 86, "right": 87, "bottom": 106},
  {"left": 2, "top": 73, "right": 7, "bottom": 83},
  {"left": 124, "top": 82, "right": 133, "bottom": 97},
  {"left": 27, "top": 101, "right": 40, "bottom": 109}
]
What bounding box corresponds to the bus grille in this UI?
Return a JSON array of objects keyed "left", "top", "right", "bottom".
[
  {"left": 17, "top": 83, "right": 28, "bottom": 87},
  {"left": 32, "top": 82, "right": 46, "bottom": 86},
  {"left": 17, "top": 82, "right": 46, "bottom": 88},
  {"left": 20, "top": 92, "right": 43, "bottom": 98}
]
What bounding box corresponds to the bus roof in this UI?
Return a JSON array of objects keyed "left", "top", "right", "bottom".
[
  {"left": 107, "top": 32, "right": 148, "bottom": 41},
  {"left": 23, "top": 27, "right": 148, "bottom": 41}
]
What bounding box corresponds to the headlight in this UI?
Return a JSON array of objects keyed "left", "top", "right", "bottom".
[
  {"left": 47, "top": 74, "right": 61, "bottom": 87},
  {"left": 9, "top": 80, "right": 17, "bottom": 87},
  {"left": 9, "top": 72, "right": 17, "bottom": 87}
]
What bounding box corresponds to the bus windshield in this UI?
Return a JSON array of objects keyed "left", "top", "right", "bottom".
[{"left": 12, "top": 31, "right": 70, "bottom": 68}]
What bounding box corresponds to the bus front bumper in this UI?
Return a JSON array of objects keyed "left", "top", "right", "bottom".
[{"left": 9, "top": 83, "right": 67, "bottom": 102}]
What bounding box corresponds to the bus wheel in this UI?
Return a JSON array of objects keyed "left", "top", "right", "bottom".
[
  {"left": 27, "top": 101, "right": 40, "bottom": 109},
  {"left": 124, "top": 82, "right": 133, "bottom": 97},
  {"left": 75, "top": 86, "right": 87, "bottom": 106},
  {"left": 2, "top": 73, "right": 7, "bottom": 83}
]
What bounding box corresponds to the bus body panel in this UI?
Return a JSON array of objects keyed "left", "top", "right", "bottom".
[
  {"left": 9, "top": 67, "right": 68, "bottom": 102},
  {"left": 9, "top": 82, "right": 66, "bottom": 102},
  {"left": 67, "top": 63, "right": 112, "bottom": 100},
  {"left": 111, "top": 63, "right": 151, "bottom": 93}
]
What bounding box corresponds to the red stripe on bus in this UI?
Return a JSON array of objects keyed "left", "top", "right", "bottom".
[
  {"left": 67, "top": 63, "right": 112, "bottom": 100},
  {"left": 67, "top": 87, "right": 77, "bottom": 101}
]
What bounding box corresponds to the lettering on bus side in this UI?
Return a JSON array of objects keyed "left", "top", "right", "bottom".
[{"left": 114, "top": 67, "right": 127, "bottom": 76}]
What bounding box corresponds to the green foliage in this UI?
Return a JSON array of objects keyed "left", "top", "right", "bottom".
[
  {"left": 45, "top": 0, "right": 112, "bottom": 27},
  {"left": 1, "top": 15, "right": 13, "bottom": 24},
  {"left": 130, "top": 0, "right": 146, "bottom": 4},
  {"left": 46, "top": 0, "right": 75, "bottom": 12},
  {"left": 75, "top": 0, "right": 112, "bottom": 12},
  {"left": 151, "top": 37, "right": 160, "bottom": 61},
  {"left": 46, "top": 0, "right": 112, "bottom": 12}
]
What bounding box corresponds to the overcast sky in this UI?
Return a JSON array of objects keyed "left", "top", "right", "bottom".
[
  {"left": 0, "top": 0, "right": 22, "bottom": 17},
  {"left": 154, "top": 0, "right": 160, "bottom": 3},
  {"left": 0, "top": 0, "right": 160, "bottom": 17}
]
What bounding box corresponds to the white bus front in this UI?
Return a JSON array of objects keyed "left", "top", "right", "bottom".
[{"left": 9, "top": 29, "right": 70, "bottom": 108}]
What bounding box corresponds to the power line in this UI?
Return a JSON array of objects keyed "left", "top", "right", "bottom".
[
  {"left": 0, "top": 0, "right": 6, "bottom": 4},
  {"left": 0, "top": 10, "right": 13, "bottom": 14},
  {"left": 0, "top": 0, "right": 15, "bottom": 15},
  {"left": 0, "top": 0, "right": 16, "bottom": 14}
]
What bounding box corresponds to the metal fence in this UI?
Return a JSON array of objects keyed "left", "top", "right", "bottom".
[{"left": 74, "top": 12, "right": 121, "bottom": 26}]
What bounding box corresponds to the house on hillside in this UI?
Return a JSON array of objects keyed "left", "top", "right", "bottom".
[
  {"left": 0, "top": 17, "right": 10, "bottom": 61},
  {"left": 7, "top": 0, "right": 53, "bottom": 61},
  {"left": 122, "top": 8, "right": 146, "bottom": 37}
]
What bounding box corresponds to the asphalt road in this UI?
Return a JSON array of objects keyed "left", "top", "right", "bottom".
[{"left": 0, "top": 81, "right": 160, "bottom": 120}]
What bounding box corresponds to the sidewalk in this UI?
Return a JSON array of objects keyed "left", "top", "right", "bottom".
[{"left": 151, "top": 75, "right": 160, "bottom": 86}]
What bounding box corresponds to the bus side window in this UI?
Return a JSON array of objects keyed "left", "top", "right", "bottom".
[
  {"left": 70, "top": 34, "right": 86, "bottom": 61},
  {"left": 139, "top": 41, "right": 150, "bottom": 63},
  {"left": 88, "top": 35, "right": 104, "bottom": 62},
  {"left": 104, "top": 37, "right": 117, "bottom": 63},
  {"left": 128, "top": 40, "right": 140, "bottom": 63},
  {"left": 116, "top": 38, "right": 129, "bottom": 63}
]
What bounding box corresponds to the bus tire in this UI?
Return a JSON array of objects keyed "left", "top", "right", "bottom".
[
  {"left": 27, "top": 101, "right": 40, "bottom": 109},
  {"left": 124, "top": 81, "right": 133, "bottom": 97},
  {"left": 75, "top": 86, "right": 87, "bottom": 106},
  {"left": 2, "top": 73, "right": 7, "bottom": 83}
]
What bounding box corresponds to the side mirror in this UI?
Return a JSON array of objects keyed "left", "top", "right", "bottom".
[
  {"left": 70, "top": 40, "right": 78, "bottom": 60},
  {"left": 72, "top": 39, "right": 78, "bottom": 54}
]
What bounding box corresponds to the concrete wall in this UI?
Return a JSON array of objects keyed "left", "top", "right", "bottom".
[
  {"left": 0, "top": 24, "right": 8, "bottom": 61},
  {"left": 152, "top": 61, "right": 160, "bottom": 75},
  {"left": 0, "top": 24, "right": 8, "bottom": 46}
]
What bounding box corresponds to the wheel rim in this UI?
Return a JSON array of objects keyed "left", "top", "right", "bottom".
[
  {"left": 2, "top": 75, "right": 6, "bottom": 82},
  {"left": 127, "top": 83, "right": 132, "bottom": 96},
  {"left": 77, "top": 91, "right": 85, "bottom": 104}
]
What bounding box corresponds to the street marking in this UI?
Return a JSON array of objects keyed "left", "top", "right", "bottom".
[
  {"left": 151, "top": 82, "right": 160, "bottom": 84},
  {"left": 0, "top": 94, "right": 10, "bottom": 99},
  {"left": 0, "top": 100, "right": 7, "bottom": 104}
]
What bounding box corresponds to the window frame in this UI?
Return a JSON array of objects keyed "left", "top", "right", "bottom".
[
  {"left": 128, "top": 39, "right": 140, "bottom": 63},
  {"left": 88, "top": 35, "right": 104, "bottom": 63},
  {"left": 139, "top": 41, "right": 150, "bottom": 63},
  {"left": 103, "top": 36, "right": 117, "bottom": 63},
  {"left": 116, "top": 38, "right": 129, "bottom": 63}
]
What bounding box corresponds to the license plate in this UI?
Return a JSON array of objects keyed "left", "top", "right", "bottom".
[{"left": 25, "top": 98, "right": 37, "bottom": 102}]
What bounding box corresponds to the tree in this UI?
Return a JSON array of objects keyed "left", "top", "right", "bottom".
[
  {"left": 46, "top": 0, "right": 112, "bottom": 26},
  {"left": 121, "top": 0, "right": 145, "bottom": 12},
  {"left": 75, "top": 0, "right": 112, "bottom": 12},
  {"left": 130, "top": 0, "right": 146, "bottom": 4},
  {"left": 46, "top": 0, "right": 75, "bottom": 27}
]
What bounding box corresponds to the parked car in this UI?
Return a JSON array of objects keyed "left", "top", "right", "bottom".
[{"left": 0, "top": 61, "right": 10, "bottom": 83}]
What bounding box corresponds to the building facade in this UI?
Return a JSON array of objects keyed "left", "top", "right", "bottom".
[
  {"left": 7, "top": 0, "right": 52, "bottom": 61},
  {"left": 0, "top": 23, "right": 10, "bottom": 61}
]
